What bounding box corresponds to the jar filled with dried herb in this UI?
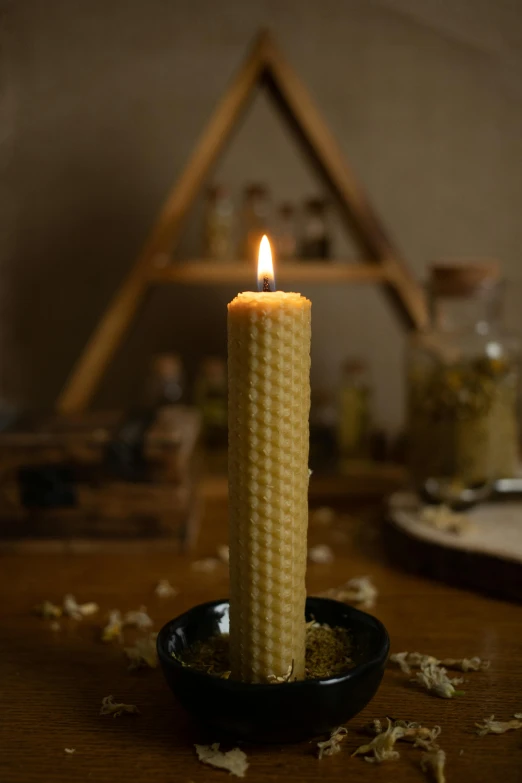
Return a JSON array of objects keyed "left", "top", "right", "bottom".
[{"left": 407, "top": 263, "right": 520, "bottom": 502}]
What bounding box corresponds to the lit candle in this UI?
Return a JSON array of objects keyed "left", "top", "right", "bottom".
[{"left": 228, "top": 236, "right": 312, "bottom": 683}]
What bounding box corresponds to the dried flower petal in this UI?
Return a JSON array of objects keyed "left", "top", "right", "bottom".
[
  {"left": 191, "top": 558, "right": 220, "bottom": 573},
  {"left": 308, "top": 545, "right": 334, "bottom": 564},
  {"left": 514, "top": 713, "right": 522, "bottom": 719},
  {"left": 100, "top": 695, "right": 139, "bottom": 717},
  {"left": 195, "top": 743, "right": 248, "bottom": 778},
  {"left": 366, "top": 719, "right": 440, "bottom": 750},
  {"left": 390, "top": 652, "right": 440, "bottom": 674},
  {"left": 421, "top": 748, "right": 446, "bottom": 783},
  {"left": 124, "top": 633, "right": 158, "bottom": 671},
  {"left": 352, "top": 718, "right": 404, "bottom": 763},
  {"left": 63, "top": 594, "right": 99, "bottom": 620},
  {"left": 321, "top": 576, "right": 377, "bottom": 610},
  {"left": 416, "top": 663, "right": 464, "bottom": 699},
  {"left": 154, "top": 580, "right": 178, "bottom": 598},
  {"left": 217, "top": 545, "right": 230, "bottom": 564},
  {"left": 475, "top": 715, "right": 522, "bottom": 736},
  {"left": 102, "top": 610, "right": 123, "bottom": 643},
  {"left": 33, "top": 600, "right": 62, "bottom": 619},
  {"left": 391, "top": 651, "right": 489, "bottom": 675},
  {"left": 123, "top": 607, "right": 153, "bottom": 630},
  {"left": 317, "top": 726, "right": 348, "bottom": 759},
  {"left": 420, "top": 505, "right": 470, "bottom": 535},
  {"left": 64, "top": 748, "right": 76, "bottom": 754},
  {"left": 439, "top": 656, "right": 490, "bottom": 672},
  {"left": 50, "top": 621, "right": 61, "bottom": 632},
  {"left": 267, "top": 661, "right": 294, "bottom": 684}
]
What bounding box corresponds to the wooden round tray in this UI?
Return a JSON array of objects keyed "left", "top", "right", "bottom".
[{"left": 385, "top": 492, "right": 522, "bottom": 603}]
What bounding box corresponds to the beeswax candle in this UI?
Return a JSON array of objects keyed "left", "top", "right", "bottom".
[{"left": 228, "top": 238, "right": 311, "bottom": 683}]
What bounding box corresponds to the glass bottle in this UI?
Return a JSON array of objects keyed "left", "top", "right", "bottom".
[
  {"left": 309, "top": 389, "right": 338, "bottom": 472},
  {"left": 300, "top": 198, "right": 331, "bottom": 260},
  {"left": 337, "top": 359, "right": 372, "bottom": 464},
  {"left": 274, "top": 203, "right": 297, "bottom": 261},
  {"left": 203, "top": 185, "right": 234, "bottom": 262},
  {"left": 407, "top": 263, "right": 520, "bottom": 504},
  {"left": 145, "top": 353, "right": 185, "bottom": 408},
  {"left": 194, "top": 356, "right": 228, "bottom": 447},
  {"left": 239, "top": 184, "right": 271, "bottom": 263}
]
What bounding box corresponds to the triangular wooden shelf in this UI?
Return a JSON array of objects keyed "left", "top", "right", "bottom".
[{"left": 57, "top": 29, "right": 427, "bottom": 414}]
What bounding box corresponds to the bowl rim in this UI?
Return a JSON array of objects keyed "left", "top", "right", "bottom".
[{"left": 157, "top": 596, "right": 390, "bottom": 692}]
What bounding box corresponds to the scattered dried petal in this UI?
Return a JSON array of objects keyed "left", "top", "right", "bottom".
[
  {"left": 514, "top": 713, "right": 522, "bottom": 719},
  {"left": 420, "top": 505, "right": 471, "bottom": 535},
  {"left": 317, "top": 726, "right": 348, "bottom": 759},
  {"left": 365, "top": 718, "right": 383, "bottom": 735},
  {"left": 33, "top": 600, "right": 62, "bottom": 619},
  {"left": 100, "top": 695, "right": 139, "bottom": 717},
  {"left": 421, "top": 748, "right": 446, "bottom": 783},
  {"left": 390, "top": 652, "right": 440, "bottom": 674},
  {"left": 475, "top": 715, "right": 522, "bottom": 736},
  {"left": 416, "top": 663, "right": 464, "bottom": 699},
  {"left": 123, "top": 607, "right": 153, "bottom": 630},
  {"left": 439, "top": 656, "right": 490, "bottom": 672},
  {"left": 365, "top": 719, "right": 441, "bottom": 750},
  {"left": 63, "top": 594, "right": 99, "bottom": 620},
  {"left": 49, "top": 621, "right": 61, "bottom": 632},
  {"left": 352, "top": 718, "right": 404, "bottom": 763},
  {"left": 217, "top": 545, "right": 230, "bottom": 564},
  {"left": 391, "top": 651, "right": 489, "bottom": 675},
  {"left": 308, "top": 545, "right": 334, "bottom": 564},
  {"left": 191, "top": 558, "right": 220, "bottom": 573},
  {"left": 195, "top": 743, "right": 248, "bottom": 778},
  {"left": 322, "top": 576, "right": 377, "bottom": 610},
  {"left": 154, "top": 580, "right": 178, "bottom": 598},
  {"left": 267, "top": 661, "right": 294, "bottom": 684},
  {"left": 64, "top": 748, "right": 76, "bottom": 754},
  {"left": 124, "top": 633, "right": 158, "bottom": 670},
  {"left": 102, "top": 610, "right": 123, "bottom": 643}
]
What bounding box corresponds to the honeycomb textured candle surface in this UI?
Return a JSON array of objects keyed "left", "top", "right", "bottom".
[{"left": 228, "top": 291, "right": 311, "bottom": 683}]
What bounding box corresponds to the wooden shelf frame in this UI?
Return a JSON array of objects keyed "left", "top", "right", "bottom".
[
  {"left": 148, "top": 261, "right": 387, "bottom": 285},
  {"left": 57, "top": 29, "right": 427, "bottom": 414}
]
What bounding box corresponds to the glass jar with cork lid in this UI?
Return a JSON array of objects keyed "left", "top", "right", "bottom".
[{"left": 407, "top": 262, "right": 520, "bottom": 505}]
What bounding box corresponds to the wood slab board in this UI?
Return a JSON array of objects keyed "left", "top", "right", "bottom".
[{"left": 385, "top": 491, "right": 522, "bottom": 602}]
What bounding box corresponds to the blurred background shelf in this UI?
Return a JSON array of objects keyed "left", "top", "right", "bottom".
[{"left": 148, "top": 261, "right": 387, "bottom": 285}]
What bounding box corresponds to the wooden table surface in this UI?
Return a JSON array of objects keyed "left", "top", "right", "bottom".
[{"left": 1, "top": 492, "right": 522, "bottom": 783}]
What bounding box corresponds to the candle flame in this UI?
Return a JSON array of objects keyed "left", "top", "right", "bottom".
[{"left": 257, "top": 235, "right": 276, "bottom": 292}]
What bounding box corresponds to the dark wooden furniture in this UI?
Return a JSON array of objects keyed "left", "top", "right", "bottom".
[
  {"left": 1, "top": 482, "right": 521, "bottom": 782},
  {"left": 0, "top": 406, "right": 201, "bottom": 549}
]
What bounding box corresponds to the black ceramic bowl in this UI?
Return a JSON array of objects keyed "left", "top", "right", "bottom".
[{"left": 157, "top": 597, "right": 389, "bottom": 743}]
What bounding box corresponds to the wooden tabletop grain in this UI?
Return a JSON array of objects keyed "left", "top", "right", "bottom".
[{"left": 1, "top": 493, "right": 521, "bottom": 783}]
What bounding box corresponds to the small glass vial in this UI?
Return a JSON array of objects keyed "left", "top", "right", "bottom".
[
  {"left": 274, "top": 203, "right": 297, "bottom": 261},
  {"left": 309, "top": 389, "right": 338, "bottom": 472},
  {"left": 300, "top": 198, "right": 331, "bottom": 260},
  {"left": 194, "top": 356, "right": 228, "bottom": 447},
  {"left": 407, "top": 262, "right": 520, "bottom": 504},
  {"left": 239, "top": 184, "right": 271, "bottom": 263},
  {"left": 145, "top": 353, "right": 185, "bottom": 408},
  {"left": 203, "top": 185, "right": 234, "bottom": 262},
  {"left": 337, "top": 359, "right": 372, "bottom": 463}
]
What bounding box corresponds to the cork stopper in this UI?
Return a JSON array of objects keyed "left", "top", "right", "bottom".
[{"left": 430, "top": 260, "right": 501, "bottom": 297}]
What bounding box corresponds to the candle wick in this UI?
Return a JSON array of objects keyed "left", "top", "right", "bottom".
[{"left": 263, "top": 276, "right": 271, "bottom": 292}]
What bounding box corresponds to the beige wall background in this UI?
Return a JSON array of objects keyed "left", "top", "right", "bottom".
[{"left": 1, "top": 0, "right": 521, "bottom": 433}]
